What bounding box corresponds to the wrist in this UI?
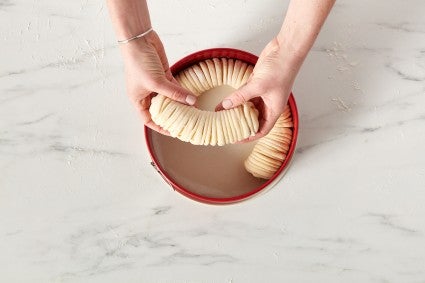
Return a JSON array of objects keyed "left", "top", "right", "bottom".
[
  {"left": 119, "top": 32, "right": 153, "bottom": 57},
  {"left": 272, "top": 36, "right": 304, "bottom": 78},
  {"left": 107, "top": 0, "right": 152, "bottom": 40},
  {"left": 276, "top": 34, "right": 308, "bottom": 65},
  {"left": 117, "top": 27, "right": 153, "bottom": 44}
]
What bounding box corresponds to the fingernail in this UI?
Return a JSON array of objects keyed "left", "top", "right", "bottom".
[
  {"left": 185, "top": 95, "right": 196, "bottom": 105},
  {"left": 222, "top": 99, "right": 233, "bottom": 109}
]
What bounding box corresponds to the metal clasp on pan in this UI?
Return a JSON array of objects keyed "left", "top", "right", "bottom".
[{"left": 150, "top": 161, "right": 173, "bottom": 189}]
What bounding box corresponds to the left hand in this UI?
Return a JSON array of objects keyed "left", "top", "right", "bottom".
[{"left": 121, "top": 31, "right": 196, "bottom": 135}]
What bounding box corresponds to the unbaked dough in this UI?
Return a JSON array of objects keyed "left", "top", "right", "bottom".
[
  {"left": 244, "top": 106, "right": 293, "bottom": 179},
  {"left": 150, "top": 58, "right": 260, "bottom": 146}
]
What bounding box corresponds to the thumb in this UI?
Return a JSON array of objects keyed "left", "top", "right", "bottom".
[
  {"left": 217, "top": 83, "right": 258, "bottom": 110},
  {"left": 256, "top": 114, "right": 279, "bottom": 139},
  {"left": 155, "top": 79, "right": 197, "bottom": 105}
]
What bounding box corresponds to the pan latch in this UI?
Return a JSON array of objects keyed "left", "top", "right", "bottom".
[{"left": 150, "top": 161, "right": 173, "bottom": 189}]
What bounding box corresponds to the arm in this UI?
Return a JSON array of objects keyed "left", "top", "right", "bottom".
[
  {"left": 107, "top": 0, "right": 196, "bottom": 134},
  {"left": 220, "top": 0, "right": 335, "bottom": 140}
]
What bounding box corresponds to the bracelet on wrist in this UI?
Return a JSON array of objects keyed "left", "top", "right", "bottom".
[{"left": 117, "top": 28, "right": 153, "bottom": 44}]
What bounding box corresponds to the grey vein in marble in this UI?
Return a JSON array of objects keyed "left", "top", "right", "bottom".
[
  {"left": 365, "top": 213, "right": 420, "bottom": 235},
  {"left": 376, "top": 22, "right": 425, "bottom": 34},
  {"left": 385, "top": 62, "right": 425, "bottom": 82},
  {"left": 157, "top": 250, "right": 237, "bottom": 266},
  {"left": 0, "top": 0, "right": 12, "bottom": 10},
  {"left": 152, "top": 206, "right": 172, "bottom": 216},
  {"left": 15, "top": 113, "right": 54, "bottom": 126},
  {"left": 50, "top": 143, "right": 127, "bottom": 157}
]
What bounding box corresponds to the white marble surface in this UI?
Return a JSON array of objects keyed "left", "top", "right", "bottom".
[{"left": 1, "top": 0, "right": 425, "bottom": 282}]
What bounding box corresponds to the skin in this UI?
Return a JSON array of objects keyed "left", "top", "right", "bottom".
[{"left": 107, "top": 0, "right": 335, "bottom": 139}]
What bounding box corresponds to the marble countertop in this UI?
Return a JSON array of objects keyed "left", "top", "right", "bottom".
[{"left": 1, "top": 0, "right": 425, "bottom": 282}]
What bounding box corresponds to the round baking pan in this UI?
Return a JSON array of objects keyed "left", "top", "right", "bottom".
[{"left": 145, "top": 48, "right": 298, "bottom": 205}]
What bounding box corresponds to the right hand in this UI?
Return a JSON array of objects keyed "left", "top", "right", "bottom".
[
  {"left": 120, "top": 31, "right": 197, "bottom": 135},
  {"left": 217, "top": 38, "right": 296, "bottom": 142}
]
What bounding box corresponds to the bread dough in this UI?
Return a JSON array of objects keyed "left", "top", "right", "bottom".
[
  {"left": 235, "top": 62, "right": 248, "bottom": 88},
  {"left": 213, "top": 58, "right": 223, "bottom": 86},
  {"left": 187, "top": 68, "right": 206, "bottom": 92},
  {"left": 244, "top": 112, "right": 294, "bottom": 179},
  {"left": 232, "top": 60, "right": 242, "bottom": 86},
  {"left": 192, "top": 65, "right": 210, "bottom": 90},
  {"left": 221, "top": 58, "right": 228, "bottom": 85},
  {"left": 227, "top": 59, "right": 234, "bottom": 85},
  {"left": 199, "top": 61, "right": 214, "bottom": 88},
  {"left": 183, "top": 70, "right": 202, "bottom": 94}
]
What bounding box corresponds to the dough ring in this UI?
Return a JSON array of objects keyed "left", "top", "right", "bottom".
[
  {"left": 150, "top": 58, "right": 259, "bottom": 146},
  {"left": 149, "top": 58, "right": 294, "bottom": 180}
]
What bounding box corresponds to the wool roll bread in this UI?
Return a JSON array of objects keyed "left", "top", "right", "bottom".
[{"left": 150, "top": 58, "right": 259, "bottom": 146}]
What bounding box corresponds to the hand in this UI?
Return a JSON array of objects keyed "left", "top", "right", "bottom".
[
  {"left": 120, "top": 31, "right": 197, "bottom": 134},
  {"left": 217, "top": 38, "right": 298, "bottom": 141}
]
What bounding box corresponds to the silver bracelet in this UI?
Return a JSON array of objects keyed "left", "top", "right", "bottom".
[{"left": 117, "top": 27, "right": 153, "bottom": 44}]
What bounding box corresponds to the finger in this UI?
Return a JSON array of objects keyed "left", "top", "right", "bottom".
[
  {"left": 234, "top": 126, "right": 269, "bottom": 143},
  {"left": 165, "top": 69, "right": 187, "bottom": 91},
  {"left": 166, "top": 69, "right": 184, "bottom": 86},
  {"left": 235, "top": 109, "right": 280, "bottom": 144},
  {"left": 145, "top": 120, "right": 170, "bottom": 136},
  {"left": 138, "top": 107, "right": 170, "bottom": 136},
  {"left": 255, "top": 112, "right": 280, "bottom": 139},
  {"left": 235, "top": 126, "right": 270, "bottom": 144},
  {"left": 234, "top": 136, "right": 251, "bottom": 144},
  {"left": 154, "top": 79, "right": 197, "bottom": 105},
  {"left": 165, "top": 69, "right": 174, "bottom": 82},
  {"left": 215, "top": 82, "right": 258, "bottom": 111}
]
